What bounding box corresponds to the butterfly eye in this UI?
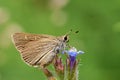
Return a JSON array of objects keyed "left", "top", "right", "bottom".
[
  {"left": 63, "top": 35, "right": 69, "bottom": 42},
  {"left": 64, "top": 36, "right": 67, "bottom": 40}
]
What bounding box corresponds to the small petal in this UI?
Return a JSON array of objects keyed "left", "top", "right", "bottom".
[
  {"left": 77, "top": 50, "right": 84, "bottom": 54},
  {"left": 68, "top": 51, "right": 77, "bottom": 57}
]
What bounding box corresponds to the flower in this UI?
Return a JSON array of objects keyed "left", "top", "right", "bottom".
[{"left": 65, "top": 47, "right": 84, "bottom": 69}]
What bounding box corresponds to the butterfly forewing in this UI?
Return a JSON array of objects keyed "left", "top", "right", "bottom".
[{"left": 12, "top": 33, "right": 59, "bottom": 67}]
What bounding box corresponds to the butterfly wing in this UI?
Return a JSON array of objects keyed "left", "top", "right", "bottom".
[{"left": 12, "top": 33, "right": 59, "bottom": 67}]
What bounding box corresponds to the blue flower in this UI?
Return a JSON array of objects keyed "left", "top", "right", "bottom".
[{"left": 65, "top": 47, "right": 84, "bottom": 69}]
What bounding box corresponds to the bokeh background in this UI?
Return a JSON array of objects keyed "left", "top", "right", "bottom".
[{"left": 0, "top": 0, "right": 120, "bottom": 80}]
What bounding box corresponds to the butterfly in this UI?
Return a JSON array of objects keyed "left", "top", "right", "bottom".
[{"left": 12, "top": 32, "right": 69, "bottom": 68}]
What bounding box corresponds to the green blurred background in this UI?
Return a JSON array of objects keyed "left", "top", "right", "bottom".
[{"left": 0, "top": 0, "right": 120, "bottom": 80}]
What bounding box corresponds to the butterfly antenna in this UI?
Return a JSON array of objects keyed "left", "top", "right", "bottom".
[
  {"left": 75, "top": 30, "right": 79, "bottom": 33},
  {"left": 66, "top": 29, "right": 79, "bottom": 35}
]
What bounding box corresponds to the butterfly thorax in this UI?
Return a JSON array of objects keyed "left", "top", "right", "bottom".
[{"left": 54, "top": 35, "right": 69, "bottom": 53}]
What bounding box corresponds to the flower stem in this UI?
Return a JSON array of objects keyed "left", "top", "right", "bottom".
[{"left": 42, "top": 68, "right": 57, "bottom": 80}]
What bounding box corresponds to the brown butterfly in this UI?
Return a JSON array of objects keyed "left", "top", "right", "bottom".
[{"left": 12, "top": 32, "right": 69, "bottom": 68}]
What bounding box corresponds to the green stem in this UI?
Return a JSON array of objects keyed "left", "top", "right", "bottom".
[{"left": 42, "top": 68, "right": 57, "bottom": 80}]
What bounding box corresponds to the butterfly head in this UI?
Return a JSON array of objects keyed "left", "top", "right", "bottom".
[
  {"left": 63, "top": 35, "right": 69, "bottom": 43},
  {"left": 57, "top": 35, "right": 69, "bottom": 43},
  {"left": 63, "top": 30, "right": 79, "bottom": 43}
]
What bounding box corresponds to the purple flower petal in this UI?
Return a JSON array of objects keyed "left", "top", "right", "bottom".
[
  {"left": 68, "top": 51, "right": 77, "bottom": 57},
  {"left": 69, "top": 56, "right": 76, "bottom": 69},
  {"left": 66, "top": 47, "right": 84, "bottom": 69}
]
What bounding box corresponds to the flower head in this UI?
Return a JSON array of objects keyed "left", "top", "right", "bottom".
[
  {"left": 65, "top": 47, "right": 84, "bottom": 69},
  {"left": 53, "top": 55, "right": 64, "bottom": 80}
]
